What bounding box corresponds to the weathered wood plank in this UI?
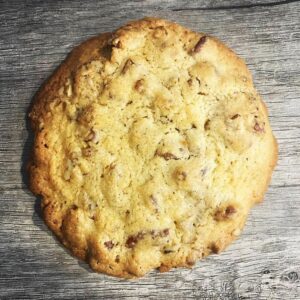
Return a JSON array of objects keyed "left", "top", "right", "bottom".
[{"left": 0, "top": 0, "right": 300, "bottom": 299}]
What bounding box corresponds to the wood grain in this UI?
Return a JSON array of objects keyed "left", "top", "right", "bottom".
[{"left": 0, "top": 0, "right": 299, "bottom": 299}]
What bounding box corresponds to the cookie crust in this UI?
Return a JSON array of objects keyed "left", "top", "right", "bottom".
[{"left": 28, "top": 18, "right": 277, "bottom": 278}]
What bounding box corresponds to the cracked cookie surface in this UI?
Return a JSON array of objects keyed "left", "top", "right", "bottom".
[{"left": 28, "top": 18, "right": 277, "bottom": 278}]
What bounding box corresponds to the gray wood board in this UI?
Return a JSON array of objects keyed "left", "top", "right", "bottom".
[{"left": 0, "top": 0, "right": 300, "bottom": 299}]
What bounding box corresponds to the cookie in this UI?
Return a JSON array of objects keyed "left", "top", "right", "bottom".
[{"left": 28, "top": 18, "right": 277, "bottom": 278}]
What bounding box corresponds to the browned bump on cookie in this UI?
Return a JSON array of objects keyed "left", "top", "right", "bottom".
[
  {"left": 187, "top": 78, "right": 193, "bottom": 86},
  {"left": 193, "top": 36, "right": 207, "bottom": 53},
  {"left": 134, "top": 79, "right": 145, "bottom": 93},
  {"left": 152, "top": 25, "right": 168, "bottom": 38},
  {"left": 111, "top": 37, "right": 122, "bottom": 49},
  {"left": 101, "top": 44, "right": 113, "bottom": 60},
  {"left": 201, "top": 168, "right": 207, "bottom": 176},
  {"left": 155, "top": 150, "right": 179, "bottom": 161},
  {"left": 204, "top": 119, "right": 210, "bottom": 130},
  {"left": 231, "top": 114, "right": 240, "bottom": 120},
  {"left": 209, "top": 243, "right": 220, "bottom": 254},
  {"left": 82, "top": 147, "right": 93, "bottom": 157},
  {"left": 104, "top": 240, "right": 115, "bottom": 250},
  {"left": 150, "top": 195, "right": 159, "bottom": 213},
  {"left": 125, "top": 231, "right": 145, "bottom": 248},
  {"left": 163, "top": 249, "right": 175, "bottom": 254},
  {"left": 159, "top": 264, "right": 171, "bottom": 273},
  {"left": 186, "top": 258, "right": 195, "bottom": 266},
  {"left": 214, "top": 205, "right": 237, "bottom": 221},
  {"left": 174, "top": 170, "right": 187, "bottom": 181},
  {"left": 150, "top": 228, "right": 169, "bottom": 239},
  {"left": 105, "top": 162, "right": 116, "bottom": 172},
  {"left": 88, "top": 215, "right": 95, "bottom": 221},
  {"left": 84, "top": 129, "right": 100, "bottom": 143},
  {"left": 254, "top": 122, "right": 265, "bottom": 133},
  {"left": 161, "top": 228, "right": 169, "bottom": 236},
  {"left": 150, "top": 194, "right": 157, "bottom": 205}
]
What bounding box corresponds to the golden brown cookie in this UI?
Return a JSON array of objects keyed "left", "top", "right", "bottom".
[{"left": 28, "top": 18, "right": 277, "bottom": 278}]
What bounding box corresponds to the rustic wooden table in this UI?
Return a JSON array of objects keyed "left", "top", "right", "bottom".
[{"left": 1, "top": 0, "right": 299, "bottom": 299}]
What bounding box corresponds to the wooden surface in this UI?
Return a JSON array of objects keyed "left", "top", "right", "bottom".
[{"left": 0, "top": 0, "right": 300, "bottom": 299}]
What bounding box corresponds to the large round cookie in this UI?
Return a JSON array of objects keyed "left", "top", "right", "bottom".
[{"left": 28, "top": 18, "right": 277, "bottom": 278}]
